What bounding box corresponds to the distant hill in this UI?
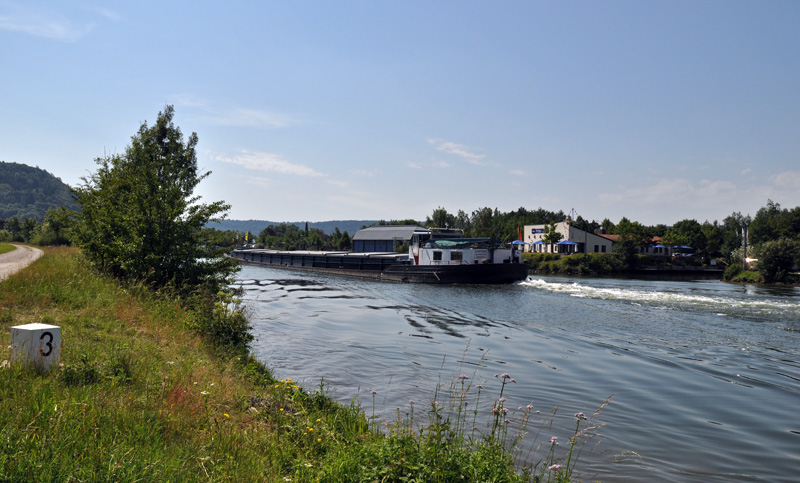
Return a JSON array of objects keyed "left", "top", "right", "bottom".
[
  {"left": 0, "top": 161, "right": 79, "bottom": 221},
  {"left": 207, "top": 219, "right": 381, "bottom": 236}
]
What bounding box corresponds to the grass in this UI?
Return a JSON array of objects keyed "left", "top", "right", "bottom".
[
  {"left": 1, "top": 247, "right": 596, "bottom": 482},
  {"left": 0, "top": 243, "right": 15, "bottom": 255}
]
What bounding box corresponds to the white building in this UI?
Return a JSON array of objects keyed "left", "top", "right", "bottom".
[{"left": 524, "top": 221, "right": 615, "bottom": 254}]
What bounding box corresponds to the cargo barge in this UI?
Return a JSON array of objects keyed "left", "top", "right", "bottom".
[{"left": 230, "top": 228, "right": 529, "bottom": 284}]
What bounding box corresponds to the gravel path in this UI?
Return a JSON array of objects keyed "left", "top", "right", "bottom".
[{"left": 0, "top": 244, "right": 44, "bottom": 282}]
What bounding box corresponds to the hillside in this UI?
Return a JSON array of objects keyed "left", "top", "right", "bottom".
[
  {"left": 208, "top": 219, "right": 382, "bottom": 235},
  {"left": 0, "top": 161, "right": 79, "bottom": 221}
]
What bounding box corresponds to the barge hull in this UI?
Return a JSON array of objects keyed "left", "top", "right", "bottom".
[{"left": 230, "top": 249, "right": 529, "bottom": 284}]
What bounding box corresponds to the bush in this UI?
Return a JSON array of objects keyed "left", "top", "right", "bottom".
[
  {"left": 757, "top": 237, "right": 800, "bottom": 283},
  {"left": 723, "top": 263, "right": 743, "bottom": 280}
]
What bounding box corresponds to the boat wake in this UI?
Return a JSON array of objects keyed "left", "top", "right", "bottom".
[{"left": 520, "top": 278, "right": 800, "bottom": 321}]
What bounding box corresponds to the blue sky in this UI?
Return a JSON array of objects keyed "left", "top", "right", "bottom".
[{"left": 2, "top": 1, "right": 799, "bottom": 226}]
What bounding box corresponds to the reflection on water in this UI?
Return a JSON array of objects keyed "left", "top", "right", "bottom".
[{"left": 236, "top": 267, "right": 800, "bottom": 483}]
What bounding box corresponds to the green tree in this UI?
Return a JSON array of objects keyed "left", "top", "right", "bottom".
[
  {"left": 542, "top": 221, "right": 563, "bottom": 252},
  {"left": 32, "top": 206, "right": 75, "bottom": 245},
  {"left": 427, "top": 206, "right": 456, "bottom": 229},
  {"left": 756, "top": 237, "right": 799, "bottom": 284},
  {"left": 73, "top": 105, "right": 237, "bottom": 295},
  {"left": 613, "top": 217, "right": 650, "bottom": 266},
  {"left": 664, "top": 219, "right": 706, "bottom": 256}
]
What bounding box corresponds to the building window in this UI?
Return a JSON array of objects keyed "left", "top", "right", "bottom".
[
  {"left": 450, "top": 251, "right": 463, "bottom": 261},
  {"left": 433, "top": 251, "right": 442, "bottom": 261},
  {"left": 601, "top": 245, "right": 606, "bottom": 253},
  {"left": 594, "top": 245, "right": 599, "bottom": 252}
]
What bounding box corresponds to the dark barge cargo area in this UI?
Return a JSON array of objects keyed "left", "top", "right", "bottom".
[{"left": 230, "top": 249, "right": 530, "bottom": 284}]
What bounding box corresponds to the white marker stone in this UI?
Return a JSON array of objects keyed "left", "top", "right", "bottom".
[{"left": 10, "top": 323, "right": 61, "bottom": 372}]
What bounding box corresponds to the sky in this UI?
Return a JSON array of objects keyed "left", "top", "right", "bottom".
[{"left": 2, "top": 1, "right": 799, "bottom": 226}]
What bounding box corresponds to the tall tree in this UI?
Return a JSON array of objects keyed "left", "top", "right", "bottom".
[{"left": 73, "top": 105, "right": 237, "bottom": 295}]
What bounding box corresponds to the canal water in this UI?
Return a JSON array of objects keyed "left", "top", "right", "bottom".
[{"left": 235, "top": 265, "right": 800, "bottom": 482}]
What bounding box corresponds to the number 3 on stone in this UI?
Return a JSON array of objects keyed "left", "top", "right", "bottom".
[{"left": 40, "top": 331, "right": 54, "bottom": 357}]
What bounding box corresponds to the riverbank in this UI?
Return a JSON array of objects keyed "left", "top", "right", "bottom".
[
  {"left": 523, "top": 252, "right": 723, "bottom": 279},
  {"left": 0, "top": 247, "right": 560, "bottom": 482}
]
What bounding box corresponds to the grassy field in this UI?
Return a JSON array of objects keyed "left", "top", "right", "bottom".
[
  {"left": 1, "top": 247, "right": 584, "bottom": 482},
  {"left": 0, "top": 243, "right": 15, "bottom": 255}
]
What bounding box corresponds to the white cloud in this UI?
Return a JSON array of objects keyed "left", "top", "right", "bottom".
[
  {"left": 432, "top": 160, "right": 451, "bottom": 168},
  {"left": 172, "top": 95, "right": 296, "bottom": 129},
  {"left": 217, "top": 150, "right": 324, "bottom": 177},
  {"left": 0, "top": 3, "right": 94, "bottom": 41},
  {"left": 350, "top": 169, "right": 377, "bottom": 177},
  {"left": 770, "top": 170, "right": 800, "bottom": 189},
  {"left": 326, "top": 179, "right": 348, "bottom": 188},
  {"left": 406, "top": 162, "right": 424, "bottom": 170},
  {"left": 428, "top": 139, "right": 487, "bottom": 166},
  {"left": 509, "top": 169, "right": 528, "bottom": 176},
  {"left": 212, "top": 108, "right": 294, "bottom": 129}
]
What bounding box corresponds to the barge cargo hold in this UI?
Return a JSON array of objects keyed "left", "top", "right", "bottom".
[{"left": 230, "top": 229, "right": 530, "bottom": 284}]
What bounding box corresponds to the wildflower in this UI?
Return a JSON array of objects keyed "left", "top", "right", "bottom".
[
  {"left": 499, "top": 397, "right": 506, "bottom": 403},
  {"left": 317, "top": 438, "right": 321, "bottom": 442},
  {"left": 371, "top": 389, "right": 377, "bottom": 395},
  {"left": 518, "top": 406, "right": 523, "bottom": 410},
  {"left": 458, "top": 374, "right": 469, "bottom": 380},
  {"left": 224, "top": 413, "right": 230, "bottom": 418},
  {"left": 575, "top": 411, "right": 587, "bottom": 421},
  {"left": 502, "top": 408, "right": 509, "bottom": 414},
  {"left": 279, "top": 408, "right": 284, "bottom": 412},
  {"left": 504, "top": 419, "right": 511, "bottom": 424},
  {"left": 409, "top": 400, "right": 415, "bottom": 406},
  {"left": 536, "top": 410, "right": 540, "bottom": 414},
  {"left": 476, "top": 384, "right": 483, "bottom": 389},
  {"left": 527, "top": 404, "right": 533, "bottom": 410},
  {"left": 548, "top": 464, "right": 561, "bottom": 471},
  {"left": 316, "top": 418, "right": 321, "bottom": 422},
  {"left": 200, "top": 391, "right": 210, "bottom": 396},
  {"left": 494, "top": 374, "right": 499, "bottom": 378},
  {"left": 510, "top": 379, "right": 516, "bottom": 383},
  {"left": 550, "top": 436, "right": 558, "bottom": 445},
  {"left": 500, "top": 373, "right": 510, "bottom": 379}
]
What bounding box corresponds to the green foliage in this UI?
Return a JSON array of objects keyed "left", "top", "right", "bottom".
[
  {"left": 424, "top": 206, "right": 567, "bottom": 241},
  {"left": 542, "top": 221, "right": 563, "bottom": 250},
  {"left": 0, "top": 161, "right": 79, "bottom": 221},
  {"left": 723, "top": 263, "right": 743, "bottom": 281},
  {"left": 186, "top": 290, "right": 253, "bottom": 356},
  {"left": 749, "top": 200, "right": 800, "bottom": 245},
  {"left": 523, "top": 252, "right": 628, "bottom": 275},
  {"left": 755, "top": 237, "right": 799, "bottom": 284},
  {"left": 1, "top": 248, "right": 553, "bottom": 483},
  {"left": 72, "top": 105, "right": 237, "bottom": 296}
]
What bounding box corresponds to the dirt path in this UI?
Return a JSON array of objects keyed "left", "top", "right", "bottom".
[{"left": 0, "top": 244, "right": 44, "bottom": 282}]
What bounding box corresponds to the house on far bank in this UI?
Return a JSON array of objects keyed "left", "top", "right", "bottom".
[
  {"left": 352, "top": 225, "right": 427, "bottom": 253},
  {"left": 524, "top": 221, "right": 676, "bottom": 256},
  {"left": 597, "top": 234, "right": 674, "bottom": 256},
  {"left": 524, "top": 221, "right": 614, "bottom": 254}
]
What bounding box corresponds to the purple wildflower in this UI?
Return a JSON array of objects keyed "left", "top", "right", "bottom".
[{"left": 548, "top": 464, "right": 561, "bottom": 471}]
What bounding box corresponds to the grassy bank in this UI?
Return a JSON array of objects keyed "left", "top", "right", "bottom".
[
  {"left": 0, "top": 243, "right": 15, "bottom": 255},
  {"left": 1, "top": 247, "right": 579, "bottom": 482},
  {"left": 522, "top": 252, "right": 714, "bottom": 276}
]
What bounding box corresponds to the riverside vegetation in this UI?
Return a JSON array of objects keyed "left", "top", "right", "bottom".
[
  {"left": 1, "top": 246, "right": 593, "bottom": 482},
  {"left": 1, "top": 106, "right": 598, "bottom": 482}
]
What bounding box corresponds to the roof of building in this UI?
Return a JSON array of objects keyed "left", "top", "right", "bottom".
[{"left": 352, "top": 225, "right": 427, "bottom": 241}]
